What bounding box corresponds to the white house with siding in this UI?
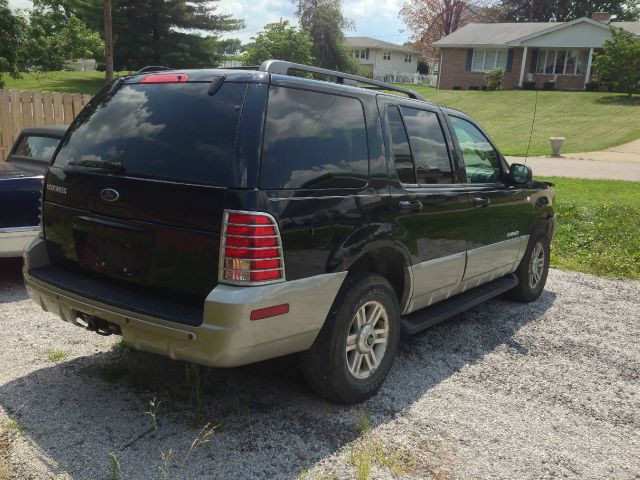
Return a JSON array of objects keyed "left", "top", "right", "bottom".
[{"left": 345, "top": 37, "right": 420, "bottom": 79}]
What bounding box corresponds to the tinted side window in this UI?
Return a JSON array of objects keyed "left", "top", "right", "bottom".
[
  {"left": 54, "top": 83, "right": 246, "bottom": 186},
  {"left": 387, "top": 105, "right": 415, "bottom": 184},
  {"left": 401, "top": 108, "right": 453, "bottom": 184},
  {"left": 12, "top": 136, "right": 60, "bottom": 162},
  {"left": 260, "top": 86, "right": 368, "bottom": 190},
  {"left": 450, "top": 116, "right": 501, "bottom": 184}
]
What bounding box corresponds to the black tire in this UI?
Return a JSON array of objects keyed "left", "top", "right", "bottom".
[
  {"left": 300, "top": 272, "right": 401, "bottom": 404},
  {"left": 507, "top": 233, "right": 550, "bottom": 303}
]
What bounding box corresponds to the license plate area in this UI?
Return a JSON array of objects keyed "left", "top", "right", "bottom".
[{"left": 72, "top": 215, "right": 156, "bottom": 282}]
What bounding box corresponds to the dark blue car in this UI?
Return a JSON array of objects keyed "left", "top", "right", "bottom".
[{"left": 0, "top": 126, "right": 66, "bottom": 257}]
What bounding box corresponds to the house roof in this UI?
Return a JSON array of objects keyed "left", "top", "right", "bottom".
[
  {"left": 345, "top": 37, "right": 420, "bottom": 54},
  {"left": 433, "top": 17, "right": 640, "bottom": 48},
  {"left": 433, "top": 23, "right": 556, "bottom": 47},
  {"left": 612, "top": 21, "right": 640, "bottom": 35}
]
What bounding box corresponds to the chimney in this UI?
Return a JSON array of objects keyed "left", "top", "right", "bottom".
[{"left": 592, "top": 12, "right": 612, "bottom": 23}]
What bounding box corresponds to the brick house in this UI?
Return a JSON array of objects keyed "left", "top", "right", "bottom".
[
  {"left": 345, "top": 37, "right": 420, "bottom": 79},
  {"left": 433, "top": 13, "right": 640, "bottom": 90}
]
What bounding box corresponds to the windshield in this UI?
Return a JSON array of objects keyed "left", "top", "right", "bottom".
[
  {"left": 11, "top": 135, "right": 60, "bottom": 162},
  {"left": 53, "top": 82, "right": 247, "bottom": 186}
]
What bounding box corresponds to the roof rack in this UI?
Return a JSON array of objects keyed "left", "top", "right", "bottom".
[
  {"left": 258, "top": 60, "right": 426, "bottom": 101},
  {"left": 137, "top": 66, "right": 173, "bottom": 74}
]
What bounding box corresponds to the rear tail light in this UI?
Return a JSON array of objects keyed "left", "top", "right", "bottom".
[
  {"left": 139, "top": 73, "right": 189, "bottom": 84},
  {"left": 219, "top": 210, "right": 285, "bottom": 285}
]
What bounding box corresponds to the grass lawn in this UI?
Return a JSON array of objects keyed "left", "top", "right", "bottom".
[
  {"left": 401, "top": 86, "right": 640, "bottom": 157},
  {"left": 540, "top": 176, "right": 640, "bottom": 280},
  {"left": 2, "top": 71, "right": 130, "bottom": 96}
]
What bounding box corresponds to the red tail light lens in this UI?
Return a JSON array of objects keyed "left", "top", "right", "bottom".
[
  {"left": 219, "top": 210, "right": 285, "bottom": 285},
  {"left": 140, "top": 73, "right": 189, "bottom": 84}
]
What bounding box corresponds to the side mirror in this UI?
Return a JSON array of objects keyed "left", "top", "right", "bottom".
[{"left": 509, "top": 163, "right": 532, "bottom": 184}]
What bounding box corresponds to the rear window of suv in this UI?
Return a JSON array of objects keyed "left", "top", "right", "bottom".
[
  {"left": 53, "top": 82, "right": 247, "bottom": 186},
  {"left": 260, "top": 86, "right": 369, "bottom": 190}
]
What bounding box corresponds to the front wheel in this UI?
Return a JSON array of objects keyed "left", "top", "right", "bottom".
[
  {"left": 300, "top": 273, "right": 401, "bottom": 404},
  {"left": 507, "top": 234, "right": 550, "bottom": 303}
]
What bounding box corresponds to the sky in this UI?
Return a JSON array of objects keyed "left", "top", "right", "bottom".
[{"left": 8, "top": 0, "right": 412, "bottom": 45}]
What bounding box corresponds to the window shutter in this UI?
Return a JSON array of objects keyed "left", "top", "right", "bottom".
[
  {"left": 506, "top": 49, "right": 514, "bottom": 72},
  {"left": 465, "top": 49, "right": 473, "bottom": 71},
  {"left": 530, "top": 49, "right": 538, "bottom": 73},
  {"left": 366, "top": 48, "right": 369, "bottom": 60}
]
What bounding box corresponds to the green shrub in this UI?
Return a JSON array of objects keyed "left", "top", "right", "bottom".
[
  {"left": 485, "top": 68, "right": 505, "bottom": 90},
  {"left": 522, "top": 80, "right": 536, "bottom": 90},
  {"left": 543, "top": 81, "right": 556, "bottom": 90},
  {"left": 585, "top": 81, "right": 600, "bottom": 91}
]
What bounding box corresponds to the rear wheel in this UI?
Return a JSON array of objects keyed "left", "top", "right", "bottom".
[
  {"left": 301, "top": 273, "right": 400, "bottom": 404},
  {"left": 507, "top": 234, "right": 550, "bottom": 303}
]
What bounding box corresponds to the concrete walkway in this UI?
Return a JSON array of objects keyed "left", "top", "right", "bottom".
[{"left": 506, "top": 139, "right": 640, "bottom": 181}]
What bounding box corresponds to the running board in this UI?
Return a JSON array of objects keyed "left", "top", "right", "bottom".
[{"left": 401, "top": 274, "right": 519, "bottom": 335}]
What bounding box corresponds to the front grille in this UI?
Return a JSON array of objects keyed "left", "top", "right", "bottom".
[{"left": 29, "top": 265, "right": 203, "bottom": 327}]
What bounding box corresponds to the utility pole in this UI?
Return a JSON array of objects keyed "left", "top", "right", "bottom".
[
  {"left": 104, "top": 0, "right": 114, "bottom": 82},
  {"left": 529, "top": 0, "right": 534, "bottom": 21}
]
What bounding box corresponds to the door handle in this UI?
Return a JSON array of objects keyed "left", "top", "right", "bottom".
[
  {"left": 472, "top": 197, "right": 490, "bottom": 208},
  {"left": 399, "top": 200, "right": 423, "bottom": 213}
]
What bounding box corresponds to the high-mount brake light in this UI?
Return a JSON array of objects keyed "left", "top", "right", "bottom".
[
  {"left": 219, "top": 210, "right": 285, "bottom": 285},
  {"left": 139, "top": 73, "right": 189, "bottom": 84}
]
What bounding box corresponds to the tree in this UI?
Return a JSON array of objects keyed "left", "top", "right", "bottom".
[
  {"left": 243, "top": 21, "right": 314, "bottom": 66},
  {"left": 496, "top": 1, "right": 640, "bottom": 22},
  {"left": 20, "top": 5, "right": 103, "bottom": 71},
  {"left": 399, "top": 0, "right": 491, "bottom": 59},
  {"left": 593, "top": 28, "right": 640, "bottom": 96},
  {"left": 293, "top": 0, "right": 357, "bottom": 72},
  {"left": 0, "top": 0, "right": 26, "bottom": 87},
  {"left": 38, "top": 0, "right": 244, "bottom": 70}
]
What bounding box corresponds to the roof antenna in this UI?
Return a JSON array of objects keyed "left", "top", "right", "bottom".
[{"left": 524, "top": 89, "right": 539, "bottom": 165}]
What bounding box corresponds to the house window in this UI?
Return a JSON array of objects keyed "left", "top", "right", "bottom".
[
  {"left": 383, "top": 51, "right": 391, "bottom": 60},
  {"left": 404, "top": 54, "right": 412, "bottom": 63},
  {"left": 471, "top": 49, "right": 508, "bottom": 72},
  {"left": 351, "top": 49, "right": 368, "bottom": 59},
  {"left": 535, "top": 49, "right": 590, "bottom": 75}
]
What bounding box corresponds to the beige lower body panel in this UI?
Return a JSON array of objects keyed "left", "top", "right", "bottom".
[
  {"left": 404, "top": 236, "right": 530, "bottom": 315},
  {"left": 0, "top": 226, "right": 39, "bottom": 258},
  {"left": 24, "top": 238, "right": 347, "bottom": 368}
]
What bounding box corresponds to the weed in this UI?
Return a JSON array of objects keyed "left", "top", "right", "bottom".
[
  {"left": 185, "top": 363, "right": 208, "bottom": 425},
  {"left": 46, "top": 350, "right": 67, "bottom": 362},
  {"left": 145, "top": 397, "right": 161, "bottom": 434},
  {"left": 183, "top": 423, "right": 215, "bottom": 465},
  {"left": 295, "top": 468, "right": 308, "bottom": 479},
  {"left": 357, "top": 409, "right": 371, "bottom": 435},
  {"left": 372, "top": 439, "right": 418, "bottom": 476},
  {"left": 1, "top": 419, "right": 23, "bottom": 435},
  {"left": 348, "top": 447, "right": 370, "bottom": 480},
  {"left": 109, "top": 453, "right": 121, "bottom": 480},
  {"left": 159, "top": 448, "right": 173, "bottom": 480}
]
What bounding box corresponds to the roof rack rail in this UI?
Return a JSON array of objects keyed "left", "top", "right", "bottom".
[
  {"left": 217, "top": 65, "right": 260, "bottom": 70},
  {"left": 258, "top": 59, "right": 426, "bottom": 101},
  {"left": 137, "top": 66, "right": 173, "bottom": 74}
]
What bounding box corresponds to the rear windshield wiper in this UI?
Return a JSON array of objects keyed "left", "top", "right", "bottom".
[{"left": 67, "top": 159, "right": 125, "bottom": 173}]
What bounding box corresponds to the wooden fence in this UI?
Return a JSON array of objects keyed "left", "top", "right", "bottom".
[{"left": 0, "top": 89, "right": 92, "bottom": 160}]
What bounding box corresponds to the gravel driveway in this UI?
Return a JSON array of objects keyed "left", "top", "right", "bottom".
[{"left": 1, "top": 259, "right": 638, "bottom": 480}]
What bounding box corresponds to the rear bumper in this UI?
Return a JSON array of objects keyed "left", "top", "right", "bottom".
[
  {"left": 23, "top": 238, "right": 346, "bottom": 367},
  {"left": 0, "top": 226, "right": 39, "bottom": 258}
]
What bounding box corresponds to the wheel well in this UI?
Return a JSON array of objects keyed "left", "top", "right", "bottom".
[{"left": 348, "top": 249, "right": 407, "bottom": 304}]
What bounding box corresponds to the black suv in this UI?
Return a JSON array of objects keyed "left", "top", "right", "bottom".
[{"left": 24, "top": 61, "right": 555, "bottom": 403}]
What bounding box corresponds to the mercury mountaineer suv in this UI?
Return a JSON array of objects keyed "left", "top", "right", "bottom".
[{"left": 23, "top": 60, "right": 556, "bottom": 404}]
